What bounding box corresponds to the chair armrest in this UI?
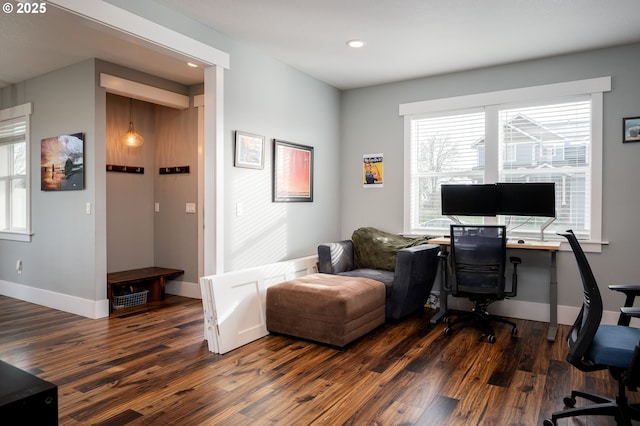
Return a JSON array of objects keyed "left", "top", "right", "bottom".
[
  {"left": 317, "top": 240, "right": 354, "bottom": 274},
  {"left": 386, "top": 244, "right": 439, "bottom": 320},
  {"left": 620, "top": 307, "right": 640, "bottom": 318},
  {"left": 609, "top": 285, "right": 640, "bottom": 303},
  {"left": 610, "top": 285, "right": 640, "bottom": 325},
  {"left": 437, "top": 250, "right": 451, "bottom": 292}
]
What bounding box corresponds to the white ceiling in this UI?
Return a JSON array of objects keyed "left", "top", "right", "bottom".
[
  {"left": 0, "top": 4, "right": 204, "bottom": 89},
  {"left": 157, "top": 0, "right": 640, "bottom": 89},
  {"left": 2, "top": 0, "right": 640, "bottom": 91}
]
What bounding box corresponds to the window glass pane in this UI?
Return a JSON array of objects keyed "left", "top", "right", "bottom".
[
  {"left": 13, "top": 142, "right": 26, "bottom": 175},
  {"left": 0, "top": 180, "right": 6, "bottom": 230},
  {"left": 11, "top": 177, "right": 26, "bottom": 230},
  {"left": 0, "top": 145, "right": 8, "bottom": 177},
  {"left": 410, "top": 111, "right": 485, "bottom": 232},
  {"left": 499, "top": 100, "right": 590, "bottom": 238}
]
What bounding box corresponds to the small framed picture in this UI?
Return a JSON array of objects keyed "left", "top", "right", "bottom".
[
  {"left": 273, "top": 140, "right": 313, "bottom": 202},
  {"left": 623, "top": 116, "right": 640, "bottom": 143},
  {"left": 234, "top": 131, "right": 265, "bottom": 169},
  {"left": 363, "top": 153, "right": 384, "bottom": 188}
]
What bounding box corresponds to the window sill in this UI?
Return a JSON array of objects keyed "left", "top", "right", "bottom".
[
  {"left": 559, "top": 239, "right": 608, "bottom": 254},
  {"left": 0, "top": 231, "right": 32, "bottom": 242}
]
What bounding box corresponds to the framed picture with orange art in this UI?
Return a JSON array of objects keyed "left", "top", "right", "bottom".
[{"left": 273, "top": 139, "right": 313, "bottom": 202}]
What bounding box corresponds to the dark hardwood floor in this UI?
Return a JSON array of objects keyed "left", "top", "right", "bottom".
[{"left": 0, "top": 294, "right": 634, "bottom": 425}]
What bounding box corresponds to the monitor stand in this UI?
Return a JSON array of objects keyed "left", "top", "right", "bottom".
[{"left": 539, "top": 217, "right": 556, "bottom": 241}]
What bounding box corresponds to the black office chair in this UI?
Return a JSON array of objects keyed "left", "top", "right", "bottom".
[
  {"left": 440, "top": 225, "right": 520, "bottom": 343},
  {"left": 544, "top": 230, "right": 640, "bottom": 426}
]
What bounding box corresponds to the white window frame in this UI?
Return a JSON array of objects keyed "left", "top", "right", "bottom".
[
  {"left": 400, "top": 77, "right": 611, "bottom": 253},
  {"left": 0, "top": 102, "right": 32, "bottom": 242}
]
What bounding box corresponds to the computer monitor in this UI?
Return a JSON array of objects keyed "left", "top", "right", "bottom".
[
  {"left": 497, "top": 182, "right": 556, "bottom": 217},
  {"left": 441, "top": 184, "right": 498, "bottom": 216}
]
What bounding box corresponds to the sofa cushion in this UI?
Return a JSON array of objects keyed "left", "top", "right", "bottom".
[{"left": 351, "top": 227, "right": 432, "bottom": 271}]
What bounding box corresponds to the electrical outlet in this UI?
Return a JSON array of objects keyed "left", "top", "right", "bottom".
[{"left": 16, "top": 260, "right": 22, "bottom": 275}]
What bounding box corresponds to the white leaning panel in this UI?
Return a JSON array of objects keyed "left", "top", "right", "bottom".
[{"left": 199, "top": 255, "right": 318, "bottom": 354}]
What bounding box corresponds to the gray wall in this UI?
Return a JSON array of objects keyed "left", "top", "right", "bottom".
[
  {"left": 0, "top": 5, "right": 342, "bottom": 306},
  {"left": 222, "top": 41, "right": 342, "bottom": 270},
  {"left": 105, "top": 93, "right": 199, "bottom": 283},
  {"left": 7, "top": 0, "right": 636, "bottom": 317},
  {"left": 107, "top": 0, "right": 343, "bottom": 271},
  {"left": 100, "top": 61, "right": 198, "bottom": 281},
  {"left": 106, "top": 94, "right": 156, "bottom": 271},
  {"left": 153, "top": 100, "right": 199, "bottom": 281},
  {"left": 0, "top": 59, "right": 100, "bottom": 299},
  {"left": 340, "top": 43, "right": 640, "bottom": 312}
]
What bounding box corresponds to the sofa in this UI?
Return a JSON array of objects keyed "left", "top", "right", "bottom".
[{"left": 318, "top": 227, "right": 440, "bottom": 321}]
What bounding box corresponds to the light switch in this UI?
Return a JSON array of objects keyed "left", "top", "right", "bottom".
[
  {"left": 236, "top": 202, "right": 243, "bottom": 217},
  {"left": 186, "top": 202, "right": 196, "bottom": 214},
  {"left": 155, "top": 202, "right": 160, "bottom": 212},
  {"left": 85, "top": 202, "right": 91, "bottom": 215}
]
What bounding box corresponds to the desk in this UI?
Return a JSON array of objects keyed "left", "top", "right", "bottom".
[{"left": 428, "top": 237, "right": 562, "bottom": 341}]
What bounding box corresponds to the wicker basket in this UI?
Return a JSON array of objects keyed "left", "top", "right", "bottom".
[{"left": 113, "top": 290, "right": 149, "bottom": 310}]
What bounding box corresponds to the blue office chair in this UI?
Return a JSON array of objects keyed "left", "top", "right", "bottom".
[
  {"left": 544, "top": 230, "right": 640, "bottom": 426},
  {"left": 440, "top": 225, "right": 520, "bottom": 343}
]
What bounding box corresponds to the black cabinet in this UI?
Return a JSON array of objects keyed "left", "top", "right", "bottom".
[{"left": 0, "top": 360, "right": 57, "bottom": 425}]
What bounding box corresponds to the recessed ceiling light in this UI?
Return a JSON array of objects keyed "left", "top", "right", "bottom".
[
  {"left": 346, "top": 39, "right": 365, "bottom": 48},
  {"left": 187, "top": 62, "right": 199, "bottom": 68}
]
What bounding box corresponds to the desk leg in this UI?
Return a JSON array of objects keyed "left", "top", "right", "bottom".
[
  {"left": 431, "top": 245, "right": 449, "bottom": 324},
  {"left": 547, "top": 251, "right": 558, "bottom": 341}
]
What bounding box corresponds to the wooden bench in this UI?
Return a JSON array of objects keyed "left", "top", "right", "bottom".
[{"left": 107, "top": 267, "right": 184, "bottom": 313}]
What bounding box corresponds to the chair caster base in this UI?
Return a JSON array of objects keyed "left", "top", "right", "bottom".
[{"left": 563, "top": 395, "right": 576, "bottom": 407}]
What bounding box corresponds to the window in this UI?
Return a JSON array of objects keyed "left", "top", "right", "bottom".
[
  {"left": 0, "top": 103, "right": 32, "bottom": 241},
  {"left": 498, "top": 100, "right": 590, "bottom": 238},
  {"left": 401, "top": 78, "right": 610, "bottom": 247}
]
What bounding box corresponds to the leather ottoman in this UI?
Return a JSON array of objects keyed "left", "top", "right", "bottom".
[{"left": 266, "top": 273, "right": 385, "bottom": 347}]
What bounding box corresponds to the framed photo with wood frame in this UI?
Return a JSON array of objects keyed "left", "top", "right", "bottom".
[
  {"left": 273, "top": 140, "right": 313, "bottom": 202},
  {"left": 623, "top": 116, "right": 640, "bottom": 143},
  {"left": 234, "top": 131, "right": 265, "bottom": 169}
]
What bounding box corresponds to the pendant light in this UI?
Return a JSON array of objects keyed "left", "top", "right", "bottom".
[{"left": 120, "top": 98, "right": 144, "bottom": 147}]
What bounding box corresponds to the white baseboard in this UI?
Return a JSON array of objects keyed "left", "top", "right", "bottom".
[
  {"left": 445, "top": 296, "right": 621, "bottom": 326},
  {"left": 166, "top": 280, "right": 201, "bottom": 299},
  {"left": 0, "top": 280, "right": 109, "bottom": 319},
  {"left": 0, "top": 278, "right": 621, "bottom": 326},
  {"left": 0, "top": 278, "right": 201, "bottom": 319}
]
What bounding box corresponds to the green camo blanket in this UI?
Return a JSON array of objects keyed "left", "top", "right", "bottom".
[{"left": 352, "top": 227, "right": 432, "bottom": 272}]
